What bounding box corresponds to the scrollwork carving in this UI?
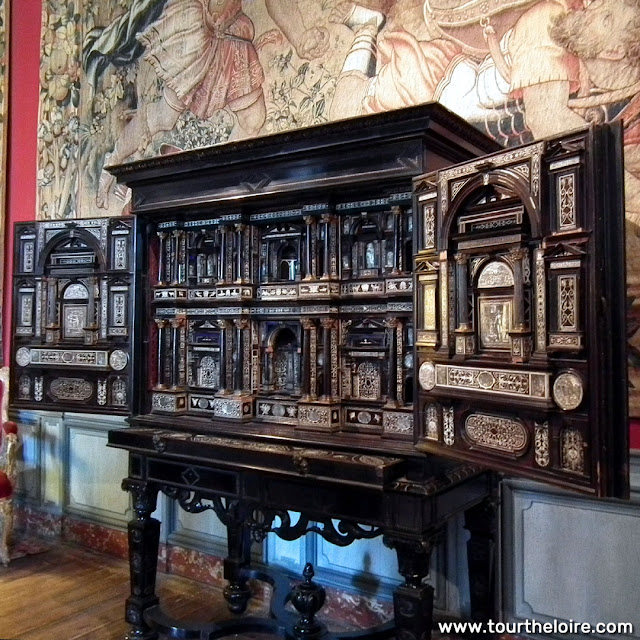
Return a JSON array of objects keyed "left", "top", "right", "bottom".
[{"left": 162, "top": 487, "right": 215, "bottom": 514}]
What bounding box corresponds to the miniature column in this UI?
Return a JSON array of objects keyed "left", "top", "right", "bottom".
[
  {"left": 301, "top": 318, "right": 313, "bottom": 399},
  {"left": 330, "top": 320, "right": 339, "bottom": 398},
  {"left": 303, "top": 216, "right": 316, "bottom": 280},
  {"left": 454, "top": 253, "right": 476, "bottom": 356},
  {"left": 157, "top": 232, "right": 167, "bottom": 285},
  {"left": 534, "top": 248, "right": 547, "bottom": 354},
  {"left": 321, "top": 214, "right": 331, "bottom": 279},
  {"left": 392, "top": 206, "right": 402, "bottom": 275},
  {"left": 170, "top": 316, "right": 185, "bottom": 388},
  {"left": 170, "top": 231, "right": 181, "bottom": 285},
  {"left": 455, "top": 254, "right": 470, "bottom": 331},
  {"left": 235, "top": 224, "right": 245, "bottom": 284},
  {"left": 320, "top": 318, "right": 335, "bottom": 399},
  {"left": 233, "top": 319, "right": 248, "bottom": 393},
  {"left": 396, "top": 319, "right": 404, "bottom": 405},
  {"left": 217, "top": 319, "right": 231, "bottom": 393},
  {"left": 386, "top": 318, "right": 399, "bottom": 406},
  {"left": 310, "top": 320, "right": 318, "bottom": 400},
  {"left": 46, "top": 277, "right": 57, "bottom": 327},
  {"left": 509, "top": 248, "right": 527, "bottom": 330},
  {"left": 219, "top": 226, "right": 228, "bottom": 283},
  {"left": 86, "top": 276, "right": 96, "bottom": 326},
  {"left": 84, "top": 276, "right": 97, "bottom": 345},
  {"left": 155, "top": 319, "right": 168, "bottom": 388}
]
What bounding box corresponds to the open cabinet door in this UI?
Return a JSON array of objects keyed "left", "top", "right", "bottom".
[{"left": 413, "top": 123, "right": 629, "bottom": 498}]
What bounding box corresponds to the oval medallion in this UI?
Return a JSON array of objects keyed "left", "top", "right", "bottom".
[
  {"left": 110, "top": 349, "right": 129, "bottom": 371},
  {"left": 553, "top": 372, "right": 584, "bottom": 411},
  {"left": 50, "top": 378, "right": 93, "bottom": 401},
  {"left": 465, "top": 413, "right": 528, "bottom": 455},
  {"left": 418, "top": 361, "right": 436, "bottom": 391},
  {"left": 16, "top": 347, "right": 31, "bottom": 367}
]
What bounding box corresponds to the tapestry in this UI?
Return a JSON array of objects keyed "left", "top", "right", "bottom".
[{"left": 36, "top": 0, "right": 640, "bottom": 413}]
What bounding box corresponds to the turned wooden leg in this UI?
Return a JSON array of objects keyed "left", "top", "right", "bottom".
[
  {"left": 464, "top": 496, "right": 499, "bottom": 624},
  {"left": 122, "top": 479, "right": 161, "bottom": 640},
  {"left": 222, "top": 500, "right": 253, "bottom": 614},
  {"left": 384, "top": 532, "right": 440, "bottom": 640}
]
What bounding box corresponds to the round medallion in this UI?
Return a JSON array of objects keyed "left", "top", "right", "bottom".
[
  {"left": 109, "top": 350, "right": 129, "bottom": 371},
  {"left": 477, "top": 371, "right": 496, "bottom": 389},
  {"left": 553, "top": 371, "right": 584, "bottom": 411},
  {"left": 418, "top": 361, "right": 436, "bottom": 391},
  {"left": 16, "top": 347, "right": 31, "bottom": 367}
]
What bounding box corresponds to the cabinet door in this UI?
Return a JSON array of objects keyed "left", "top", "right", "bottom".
[
  {"left": 11, "top": 217, "right": 139, "bottom": 415},
  {"left": 413, "top": 123, "right": 628, "bottom": 498}
]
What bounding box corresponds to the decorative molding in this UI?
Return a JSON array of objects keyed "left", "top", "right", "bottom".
[{"left": 435, "top": 364, "right": 550, "bottom": 400}]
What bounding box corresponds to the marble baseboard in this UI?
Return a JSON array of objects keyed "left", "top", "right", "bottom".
[
  {"left": 14, "top": 503, "right": 63, "bottom": 538},
  {"left": 322, "top": 586, "right": 392, "bottom": 629},
  {"left": 62, "top": 516, "right": 129, "bottom": 560},
  {"left": 164, "top": 544, "right": 225, "bottom": 588}
]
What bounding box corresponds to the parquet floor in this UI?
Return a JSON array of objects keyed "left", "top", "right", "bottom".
[{"left": 0, "top": 542, "right": 266, "bottom": 640}]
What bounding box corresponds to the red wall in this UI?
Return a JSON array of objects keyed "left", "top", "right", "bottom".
[
  {"left": 0, "top": 0, "right": 638, "bottom": 448},
  {"left": 3, "top": 0, "right": 42, "bottom": 367}
]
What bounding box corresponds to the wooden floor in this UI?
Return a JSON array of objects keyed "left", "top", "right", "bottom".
[{"left": 0, "top": 542, "right": 266, "bottom": 640}]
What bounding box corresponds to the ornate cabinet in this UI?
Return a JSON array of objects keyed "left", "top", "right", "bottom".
[
  {"left": 10, "top": 217, "right": 138, "bottom": 414},
  {"left": 413, "top": 125, "right": 628, "bottom": 498},
  {"left": 114, "top": 104, "right": 501, "bottom": 451},
  {"left": 15, "top": 104, "right": 624, "bottom": 639}
]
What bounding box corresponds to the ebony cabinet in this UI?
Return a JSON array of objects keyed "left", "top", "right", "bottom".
[{"left": 10, "top": 217, "right": 138, "bottom": 414}]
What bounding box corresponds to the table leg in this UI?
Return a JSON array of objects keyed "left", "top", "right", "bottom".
[
  {"left": 384, "top": 533, "right": 439, "bottom": 640},
  {"left": 222, "top": 500, "right": 253, "bottom": 614},
  {"left": 122, "top": 479, "right": 161, "bottom": 640},
  {"left": 464, "top": 496, "right": 498, "bottom": 624}
]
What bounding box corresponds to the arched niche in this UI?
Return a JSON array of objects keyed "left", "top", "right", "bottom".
[
  {"left": 278, "top": 244, "right": 298, "bottom": 281},
  {"left": 264, "top": 326, "right": 300, "bottom": 395},
  {"left": 443, "top": 174, "right": 538, "bottom": 362},
  {"left": 190, "top": 230, "right": 220, "bottom": 283},
  {"left": 37, "top": 227, "right": 104, "bottom": 275}
]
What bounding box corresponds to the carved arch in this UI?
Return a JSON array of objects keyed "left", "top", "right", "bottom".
[
  {"left": 438, "top": 169, "right": 541, "bottom": 249},
  {"left": 36, "top": 227, "right": 105, "bottom": 274}
]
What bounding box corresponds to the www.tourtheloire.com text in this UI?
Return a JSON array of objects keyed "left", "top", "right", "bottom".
[{"left": 437, "top": 620, "right": 635, "bottom": 635}]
